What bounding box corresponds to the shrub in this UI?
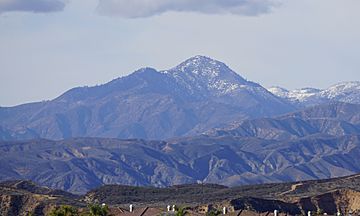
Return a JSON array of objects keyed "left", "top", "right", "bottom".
[{"left": 48, "top": 205, "right": 78, "bottom": 216}]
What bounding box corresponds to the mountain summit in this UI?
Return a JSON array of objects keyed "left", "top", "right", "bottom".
[
  {"left": 162, "top": 55, "right": 255, "bottom": 96},
  {"left": 0, "top": 56, "right": 294, "bottom": 140}
]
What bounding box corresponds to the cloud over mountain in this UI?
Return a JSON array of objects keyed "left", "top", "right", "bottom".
[
  {"left": 0, "top": 0, "right": 66, "bottom": 14},
  {"left": 96, "top": 0, "right": 278, "bottom": 18}
]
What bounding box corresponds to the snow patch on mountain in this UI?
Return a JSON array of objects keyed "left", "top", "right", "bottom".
[
  {"left": 320, "top": 81, "right": 360, "bottom": 102},
  {"left": 267, "top": 86, "right": 289, "bottom": 98}
]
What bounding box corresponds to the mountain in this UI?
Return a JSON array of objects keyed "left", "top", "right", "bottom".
[
  {"left": 2, "top": 56, "right": 360, "bottom": 198},
  {"left": 0, "top": 56, "right": 294, "bottom": 141},
  {"left": 268, "top": 81, "right": 360, "bottom": 107},
  {"left": 1, "top": 103, "right": 360, "bottom": 194}
]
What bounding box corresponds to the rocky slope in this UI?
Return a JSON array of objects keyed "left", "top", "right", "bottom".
[{"left": 0, "top": 56, "right": 293, "bottom": 141}]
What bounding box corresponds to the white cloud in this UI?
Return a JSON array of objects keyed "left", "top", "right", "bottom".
[
  {"left": 0, "top": 0, "right": 66, "bottom": 14},
  {"left": 96, "top": 0, "right": 279, "bottom": 18}
]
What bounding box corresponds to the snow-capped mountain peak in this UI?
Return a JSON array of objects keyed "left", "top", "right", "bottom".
[
  {"left": 161, "top": 56, "right": 257, "bottom": 96},
  {"left": 173, "top": 55, "right": 231, "bottom": 77},
  {"left": 162, "top": 55, "right": 239, "bottom": 78}
]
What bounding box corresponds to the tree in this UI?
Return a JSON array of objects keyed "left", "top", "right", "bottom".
[
  {"left": 176, "top": 207, "right": 187, "bottom": 216},
  {"left": 48, "top": 205, "right": 78, "bottom": 216},
  {"left": 87, "top": 204, "right": 109, "bottom": 216}
]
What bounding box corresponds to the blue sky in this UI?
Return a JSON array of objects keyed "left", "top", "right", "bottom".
[{"left": 1, "top": 0, "right": 360, "bottom": 106}]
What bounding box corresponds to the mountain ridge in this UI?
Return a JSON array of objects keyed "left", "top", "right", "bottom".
[
  {"left": 1, "top": 102, "right": 360, "bottom": 194},
  {"left": 268, "top": 81, "right": 360, "bottom": 107},
  {"left": 207, "top": 102, "right": 360, "bottom": 140}
]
